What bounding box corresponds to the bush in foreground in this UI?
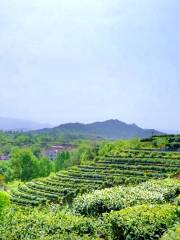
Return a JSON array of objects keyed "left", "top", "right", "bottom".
[
  {"left": 0, "top": 191, "right": 9, "bottom": 217},
  {"left": 160, "top": 223, "right": 180, "bottom": 240},
  {"left": 174, "top": 195, "right": 180, "bottom": 206},
  {"left": 73, "top": 179, "right": 180, "bottom": 216},
  {"left": 0, "top": 205, "right": 99, "bottom": 240},
  {"left": 0, "top": 203, "right": 179, "bottom": 239},
  {"left": 103, "top": 204, "right": 180, "bottom": 240}
]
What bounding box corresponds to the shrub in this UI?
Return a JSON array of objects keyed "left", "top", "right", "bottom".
[
  {"left": 137, "top": 179, "right": 180, "bottom": 199},
  {"left": 0, "top": 205, "right": 99, "bottom": 240},
  {"left": 37, "top": 232, "right": 102, "bottom": 240},
  {"left": 73, "top": 179, "right": 180, "bottom": 216},
  {"left": 160, "top": 223, "right": 180, "bottom": 240},
  {"left": 103, "top": 204, "right": 180, "bottom": 240},
  {"left": 174, "top": 195, "right": 180, "bottom": 206},
  {"left": 0, "top": 191, "right": 9, "bottom": 217}
]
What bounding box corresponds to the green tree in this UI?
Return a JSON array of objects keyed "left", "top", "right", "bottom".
[
  {"left": 0, "top": 161, "right": 13, "bottom": 182},
  {"left": 16, "top": 135, "right": 31, "bottom": 146},
  {"left": 37, "top": 157, "right": 53, "bottom": 177},
  {"left": 54, "top": 151, "right": 70, "bottom": 172},
  {"left": 11, "top": 149, "right": 38, "bottom": 181},
  {"left": 31, "top": 146, "right": 42, "bottom": 158}
]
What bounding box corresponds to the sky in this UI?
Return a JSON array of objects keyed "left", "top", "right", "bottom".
[{"left": 0, "top": 0, "right": 180, "bottom": 131}]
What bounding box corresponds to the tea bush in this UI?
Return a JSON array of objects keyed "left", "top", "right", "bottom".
[
  {"left": 174, "top": 195, "right": 180, "bottom": 206},
  {"left": 73, "top": 179, "right": 180, "bottom": 216},
  {"left": 103, "top": 204, "right": 180, "bottom": 240},
  {"left": 0, "top": 191, "right": 9, "bottom": 217},
  {"left": 160, "top": 223, "right": 180, "bottom": 240},
  {"left": 0, "top": 205, "right": 99, "bottom": 240}
]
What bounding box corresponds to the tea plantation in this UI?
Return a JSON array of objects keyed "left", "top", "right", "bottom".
[
  {"left": 1, "top": 140, "right": 180, "bottom": 240},
  {"left": 0, "top": 178, "right": 180, "bottom": 240},
  {"left": 10, "top": 149, "right": 180, "bottom": 206}
]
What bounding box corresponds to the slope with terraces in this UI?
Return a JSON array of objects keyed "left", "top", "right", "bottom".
[{"left": 10, "top": 149, "right": 180, "bottom": 206}]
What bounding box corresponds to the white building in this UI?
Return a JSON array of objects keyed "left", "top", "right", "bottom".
[{"left": 44, "top": 146, "right": 64, "bottom": 160}]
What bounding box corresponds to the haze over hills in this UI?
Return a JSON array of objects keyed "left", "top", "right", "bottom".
[
  {"left": 36, "top": 119, "right": 164, "bottom": 139},
  {"left": 0, "top": 117, "right": 51, "bottom": 131},
  {"left": 0, "top": 117, "right": 164, "bottom": 138}
]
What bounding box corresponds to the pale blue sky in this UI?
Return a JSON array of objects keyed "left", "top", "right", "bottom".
[{"left": 0, "top": 0, "right": 179, "bottom": 130}]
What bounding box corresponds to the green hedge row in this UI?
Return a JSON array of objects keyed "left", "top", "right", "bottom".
[
  {"left": 1, "top": 204, "right": 179, "bottom": 240},
  {"left": 102, "top": 157, "right": 180, "bottom": 166},
  {"left": 73, "top": 179, "right": 180, "bottom": 216},
  {"left": 96, "top": 162, "right": 180, "bottom": 172},
  {"left": 0, "top": 205, "right": 99, "bottom": 240},
  {"left": 103, "top": 204, "right": 180, "bottom": 240}
]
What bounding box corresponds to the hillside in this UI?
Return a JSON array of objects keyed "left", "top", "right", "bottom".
[
  {"left": 10, "top": 148, "right": 180, "bottom": 206},
  {"left": 37, "top": 119, "right": 163, "bottom": 139},
  {"left": 0, "top": 117, "right": 51, "bottom": 131},
  {"left": 2, "top": 138, "right": 180, "bottom": 239}
]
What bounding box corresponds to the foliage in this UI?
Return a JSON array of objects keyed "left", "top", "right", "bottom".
[
  {"left": 103, "top": 204, "right": 180, "bottom": 240},
  {"left": 73, "top": 179, "right": 180, "bottom": 216},
  {"left": 10, "top": 148, "right": 39, "bottom": 181},
  {"left": 37, "top": 157, "right": 53, "bottom": 177},
  {"left": 160, "top": 223, "right": 180, "bottom": 240},
  {"left": 1, "top": 134, "right": 180, "bottom": 239},
  {"left": 10, "top": 144, "right": 180, "bottom": 206},
  {"left": 152, "top": 137, "right": 169, "bottom": 149},
  {"left": 0, "top": 161, "right": 13, "bottom": 182},
  {"left": 174, "top": 195, "right": 180, "bottom": 206},
  {"left": 9, "top": 148, "right": 55, "bottom": 181},
  {"left": 0, "top": 205, "right": 100, "bottom": 240},
  {"left": 54, "top": 151, "right": 70, "bottom": 171},
  {"left": 1, "top": 203, "right": 178, "bottom": 240},
  {"left": 0, "top": 191, "right": 9, "bottom": 217}
]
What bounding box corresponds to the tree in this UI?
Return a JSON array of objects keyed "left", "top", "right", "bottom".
[
  {"left": 37, "top": 157, "right": 53, "bottom": 177},
  {"left": 31, "top": 146, "right": 42, "bottom": 158},
  {"left": 0, "top": 161, "right": 13, "bottom": 182},
  {"left": 16, "top": 135, "right": 31, "bottom": 146},
  {"left": 54, "top": 151, "right": 70, "bottom": 172},
  {"left": 10, "top": 149, "right": 38, "bottom": 181}
]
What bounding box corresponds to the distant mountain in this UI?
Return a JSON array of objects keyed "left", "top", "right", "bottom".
[
  {"left": 0, "top": 117, "right": 51, "bottom": 131},
  {"left": 36, "top": 119, "right": 163, "bottom": 139}
]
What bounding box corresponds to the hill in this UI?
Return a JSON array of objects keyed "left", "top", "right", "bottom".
[
  {"left": 0, "top": 117, "right": 51, "bottom": 131},
  {"left": 37, "top": 119, "right": 163, "bottom": 139},
  {"left": 10, "top": 148, "right": 180, "bottom": 207},
  {"left": 3, "top": 138, "right": 180, "bottom": 239}
]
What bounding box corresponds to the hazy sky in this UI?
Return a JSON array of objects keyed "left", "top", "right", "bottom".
[{"left": 0, "top": 0, "right": 180, "bottom": 130}]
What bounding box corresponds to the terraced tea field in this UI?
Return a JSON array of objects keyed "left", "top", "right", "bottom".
[{"left": 10, "top": 149, "right": 180, "bottom": 206}]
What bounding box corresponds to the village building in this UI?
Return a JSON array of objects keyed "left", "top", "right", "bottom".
[{"left": 44, "top": 144, "right": 74, "bottom": 160}]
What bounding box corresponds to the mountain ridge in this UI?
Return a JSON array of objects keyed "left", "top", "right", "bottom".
[{"left": 36, "top": 119, "right": 164, "bottom": 139}]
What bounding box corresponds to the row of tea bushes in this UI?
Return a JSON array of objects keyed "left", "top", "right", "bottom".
[
  {"left": 100, "top": 156, "right": 180, "bottom": 167},
  {"left": 103, "top": 204, "right": 180, "bottom": 240},
  {"left": 106, "top": 149, "right": 180, "bottom": 159},
  {"left": 0, "top": 205, "right": 100, "bottom": 240},
  {"left": 10, "top": 167, "right": 152, "bottom": 206},
  {"left": 1, "top": 203, "right": 179, "bottom": 240},
  {"left": 73, "top": 179, "right": 180, "bottom": 216},
  {"left": 10, "top": 148, "right": 180, "bottom": 207}
]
